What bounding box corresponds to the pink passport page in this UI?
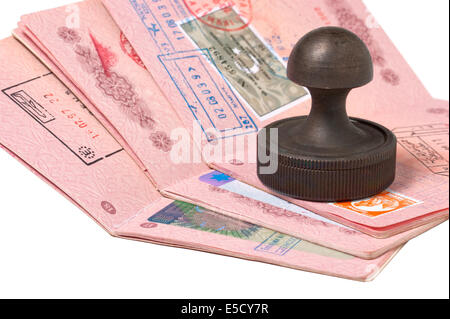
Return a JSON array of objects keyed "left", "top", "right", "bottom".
[
  {"left": 15, "top": 0, "right": 448, "bottom": 258},
  {"left": 0, "top": 37, "right": 407, "bottom": 281},
  {"left": 99, "top": 0, "right": 449, "bottom": 236}
]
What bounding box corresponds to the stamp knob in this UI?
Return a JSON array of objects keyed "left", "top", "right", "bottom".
[{"left": 257, "top": 27, "right": 397, "bottom": 202}]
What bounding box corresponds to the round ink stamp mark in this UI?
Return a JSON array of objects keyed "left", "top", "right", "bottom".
[
  {"left": 183, "top": 0, "right": 253, "bottom": 32},
  {"left": 101, "top": 201, "right": 117, "bottom": 215}
]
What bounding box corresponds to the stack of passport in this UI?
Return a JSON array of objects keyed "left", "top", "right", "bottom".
[{"left": 0, "top": 0, "right": 448, "bottom": 281}]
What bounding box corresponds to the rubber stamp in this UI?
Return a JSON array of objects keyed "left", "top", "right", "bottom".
[{"left": 257, "top": 27, "right": 397, "bottom": 202}]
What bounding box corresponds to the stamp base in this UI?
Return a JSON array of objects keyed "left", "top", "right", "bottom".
[{"left": 257, "top": 116, "right": 397, "bottom": 202}]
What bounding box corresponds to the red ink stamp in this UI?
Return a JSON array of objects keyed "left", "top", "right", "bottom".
[{"left": 183, "top": 0, "right": 253, "bottom": 32}]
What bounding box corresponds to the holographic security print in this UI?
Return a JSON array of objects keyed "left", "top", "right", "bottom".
[
  {"left": 149, "top": 201, "right": 351, "bottom": 259},
  {"left": 181, "top": 8, "right": 308, "bottom": 118}
]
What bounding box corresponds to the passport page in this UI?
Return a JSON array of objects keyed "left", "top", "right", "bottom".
[{"left": 0, "top": 37, "right": 159, "bottom": 231}]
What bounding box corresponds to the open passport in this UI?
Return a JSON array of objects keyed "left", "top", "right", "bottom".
[{"left": 0, "top": 0, "right": 448, "bottom": 281}]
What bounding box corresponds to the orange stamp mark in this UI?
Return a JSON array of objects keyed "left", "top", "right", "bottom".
[{"left": 333, "top": 191, "right": 422, "bottom": 218}]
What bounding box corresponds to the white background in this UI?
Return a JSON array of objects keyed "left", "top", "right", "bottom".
[{"left": 0, "top": 0, "right": 448, "bottom": 299}]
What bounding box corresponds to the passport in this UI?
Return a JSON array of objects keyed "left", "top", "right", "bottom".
[
  {"left": 12, "top": 0, "right": 448, "bottom": 259},
  {"left": 0, "top": 0, "right": 447, "bottom": 281},
  {"left": 0, "top": 36, "right": 416, "bottom": 281}
]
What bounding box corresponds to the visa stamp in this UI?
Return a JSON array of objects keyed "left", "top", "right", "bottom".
[
  {"left": 255, "top": 232, "right": 301, "bottom": 256},
  {"left": 183, "top": 0, "right": 253, "bottom": 32},
  {"left": 181, "top": 8, "right": 309, "bottom": 119},
  {"left": 8, "top": 89, "right": 55, "bottom": 124},
  {"left": 2, "top": 73, "right": 123, "bottom": 165},
  {"left": 332, "top": 190, "right": 423, "bottom": 218},
  {"left": 158, "top": 49, "right": 257, "bottom": 141},
  {"left": 128, "top": 1, "right": 259, "bottom": 140},
  {"left": 393, "top": 124, "right": 449, "bottom": 177}
]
